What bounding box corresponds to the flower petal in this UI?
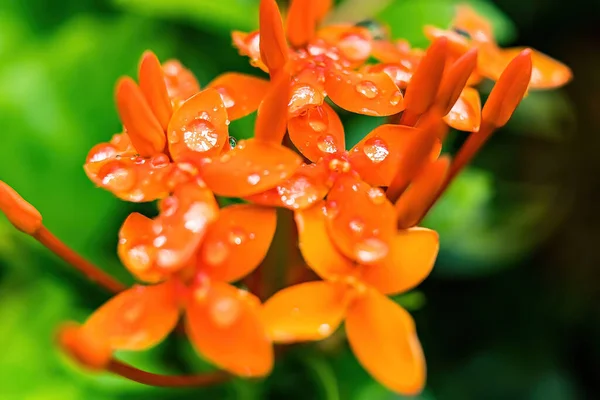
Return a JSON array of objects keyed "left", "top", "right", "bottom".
[
  {"left": 255, "top": 70, "right": 291, "bottom": 143},
  {"left": 81, "top": 281, "right": 180, "bottom": 352},
  {"left": 246, "top": 162, "right": 330, "bottom": 210},
  {"left": 348, "top": 124, "right": 418, "bottom": 187},
  {"left": 167, "top": 88, "right": 230, "bottom": 161},
  {"left": 186, "top": 281, "right": 273, "bottom": 377},
  {"left": 260, "top": 0, "right": 289, "bottom": 74},
  {"left": 115, "top": 77, "right": 166, "bottom": 157},
  {"left": 423, "top": 25, "right": 471, "bottom": 56},
  {"left": 318, "top": 25, "right": 373, "bottom": 66},
  {"left": 453, "top": 5, "right": 495, "bottom": 43},
  {"left": 286, "top": 0, "right": 318, "bottom": 47},
  {"left": 443, "top": 86, "right": 481, "bottom": 132},
  {"left": 288, "top": 103, "right": 345, "bottom": 162},
  {"left": 199, "top": 204, "right": 277, "bottom": 282},
  {"left": 262, "top": 281, "right": 349, "bottom": 343},
  {"left": 346, "top": 289, "right": 426, "bottom": 395},
  {"left": 325, "top": 71, "right": 404, "bottom": 116},
  {"left": 232, "top": 31, "right": 268, "bottom": 72},
  {"left": 138, "top": 51, "right": 173, "bottom": 130},
  {"left": 361, "top": 63, "right": 413, "bottom": 90},
  {"left": 360, "top": 228, "right": 439, "bottom": 295},
  {"left": 201, "top": 139, "right": 302, "bottom": 197},
  {"left": 118, "top": 180, "right": 219, "bottom": 282},
  {"left": 295, "top": 202, "right": 356, "bottom": 279},
  {"left": 208, "top": 73, "right": 270, "bottom": 121},
  {"left": 162, "top": 60, "right": 201, "bottom": 107},
  {"left": 500, "top": 47, "right": 572, "bottom": 89},
  {"left": 288, "top": 81, "right": 325, "bottom": 118}
]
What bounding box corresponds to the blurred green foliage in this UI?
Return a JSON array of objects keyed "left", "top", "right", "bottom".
[{"left": 0, "top": 0, "right": 587, "bottom": 399}]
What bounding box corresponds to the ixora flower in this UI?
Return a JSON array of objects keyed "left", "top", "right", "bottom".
[{"left": 0, "top": 0, "right": 572, "bottom": 396}]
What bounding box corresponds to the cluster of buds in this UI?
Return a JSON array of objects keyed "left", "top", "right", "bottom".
[{"left": 0, "top": 0, "right": 571, "bottom": 395}]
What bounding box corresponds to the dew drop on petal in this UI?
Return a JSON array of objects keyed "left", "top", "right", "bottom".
[
  {"left": 99, "top": 163, "right": 136, "bottom": 192},
  {"left": 318, "top": 323, "right": 332, "bottom": 337},
  {"left": 324, "top": 200, "right": 339, "bottom": 219},
  {"left": 354, "top": 237, "right": 389, "bottom": 264},
  {"left": 216, "top": 87, "right": 235, "bottom": 108},
  {"left": 150, "top": 153, "right": 170, "bottom": 168},
  {"left": 349, "top": 218, "right": 365, "bottom": 234},
  {"left": 228, "top": 136, "right": 237, "bottom": 149},
  {"left": 126, "top": 245, "right": 153, "bottom": 273},
  {"left": 184, "top": 202, "right": 214, "bottom": 233},
  {"left": 228, "top": 227, "right": 248, "bottom": 245},
  {"left": 390, "top": 90, "right": 402, "bottom": 106},
  {"left": 247, "top": 173, "right": 261, "bottom": 185},
  {"left": 203, "top": 240, "right": 230, "bottom": 266},
  {"left": 338, "top": 33, "right": 372, "bottom": 61},
  {"left": 367, "top": 187, "right": 387, "bottom": 205},
  {"left": 182, "top": 119, "right": 219, "bottom": 153},
  {"left": 362, "top": 137, "right": 389, "bottom": 163},
  {"left": 306, "top": 107, "right": 329, "bottom": 132},
  {"left": 316, "top": 135, "right": 338, "bottom": 154},
  {"left": 355, "top": 81, "right": 379, "bottom": 99},
  {"left": 210, "top": 295, "right": 241, "bottom": 327}
]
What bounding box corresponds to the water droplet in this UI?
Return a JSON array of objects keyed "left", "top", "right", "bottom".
[
  {"left": 153, "top": 235, "right": 167, "bottom": 248},
  {"left": 362, "top": 137, "right": 389, "bottom": 163},
  {"left": 210, "top": 295, "right": 241, "bottom": 327},
  {"left": 338, "top": 33, "right": 371, "bottom": 61},
  {"left": 88, "top": 145, "right": 117, "bottom": 163},
  {"left": 126, "top": 245, "right": 153, "bottom": 273},
  {"left": 217, "top": 88, "right": 235, "bottom": 108},
  {"left": 318, "top": 323, "right": 332, "bottom": 337},
  {"left": 228, "top": 227, "right": 248, "bottom": 245},
  {"left": 288, "top": 84, "right": 323, "bottom": 117},
  {"left": 99, "top": 162, "right": 136, "bottom": 192},
  {"left": 367, "top": 187, "right": 386, "bottom": 205},
  {"left": 324, "top": 200, "right": 339, "bottom": 219},
  {"left": 219, "top": 153, "right": 231, "bottom": 163},
  {"left": 355, "top": 81, "right": 379, "bottom": 99},
  {"left": 317, "top": 135, "right": 338, "bottom": 154},
  {"left": 247, "top": 173, "right": 261, "bottom": 185},
  {"left": 390, "top": 90, "right": 402, "bottom": 106},
  {"left": 306, "top": 107, "right": 329, "bottom": 132},
  {"left": 151, "top": 153, "right": 170, "bottom": 168},
  {"left": 354, "top": 238, "right": 389, "bottom": 264},
  {"left": 203, "top": 240, "right": 229, "bottom": 266},
  {"left": 184, "top": 202, "right": 213, "bottom": 233},
  {"left": 156, "top": 249, "right": 179, "bottom": 268},
  {"left": 182, "top": 119, "right": 219, "bottom": 152},
  {"left": 228, "top": 136, "right": 237, "bottom": 149},
  {"left": 349, "top": 218, "right": 365, "bottom": 234}
]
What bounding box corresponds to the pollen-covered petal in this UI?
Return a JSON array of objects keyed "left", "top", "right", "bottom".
[
  {"left": 246, "top": 162, "right": 330, "bottom": 210},
  {"left": 499, "top": 47, "right": 572, "bottom": 89},
  {"left": 260, "top": 0, "right": 289, "bottom": 74},
  {"left": 162, "top": 60, "right": 201, "bottom": 106},
  {"left": 208, "top": 73, "right": 270, "bottom": 120},
  {"left": 199, "top": 204, "right": 277, "bottom": 282},
  {"left": 348, "top": 124, "right": 418, "bottom": 187},
  {"left": 118, "top": 180, "right": 219, "bottom": 282},
  {"left": 232, "top": 31, "right": 268, "bottom": 72},
  {"left": 201, "top": 139, "right": 302, "bottom": 197},
  {"left": 167, "top": 88, "right": 230, "bottom": 161},
  {"left": 81, "top": 281, "right": 180, "bottom": 352},
  {"left": 295, "top": 202, "right": 356, "bottom": 279},
  {"left": 139, "top": 51, "right": 173, "bottom": 130},
  {"left": 318, "top": 25, "right": 373, "bottom": 66},
  {"left": 186, "top": 281, "right": 273, "bottom": 377},
  {"left": 360, "top": 228, "right": 439, "bottom": 295},
  {"left": 262, "top": 281, "right": 349, "bottom": 343},
  {"left": 325, "top": 71, "right": 404, "bottom": 116},
  {"left": 325, "top": 176, "right": 397, "bottom": 265},
  {"left": 288, "top": 103, "right": 345, "bottom": 162},
  {"left": 346, "top": 289, "right": 426, "bottom": 395},
  {"left": 115, "top": 78, "right": 166, "bottom": 157},
  {"left": 396, "top": 157, "right": 450, "bottom": 229},
  {"left": 443, "top": 87, "right": 481, "bottom": 132}
]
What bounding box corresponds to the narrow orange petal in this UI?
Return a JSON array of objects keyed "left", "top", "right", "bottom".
[
  {"left": 453, "top": 4, "right": 495, "bottom": 43},
  {"left": 208, "top": 73, "right": 270, "bottom": 121},
  {"left": 325, "top": 176, "right": 397, "bottom": 265},
  {"left": 288, "top": 103, "right": 345, "bottom": 162},
  {"left": 232, "top": 31, "right": 268, "bottom": 72},
  {"left": 246, "top": 162, "right": 330, "bottom": 210},
  {"left": 482, "top": 49, "right": 532, "bottom": 128},
  {"left": 325, "top": 71, "right": 404, "bottom": 116},
  {"left": 260, "top": 0, "right": 289, "bottom": 75},
  {"left": 199, "top": 204, "right": 277, "bottom": 282},
  {"left": 0, "top": 180, "right": 42, "bottom": 234},
  {"left": 115, "top": 77, "right": 166, "bottom": 156},
  {"left": 255, "top": 70, "right": 291, "bottom": 143},
  {"left": 167, "top": 88, "right": 230, "bottom": 161},
  {"left": 443, "top": 87, "right": 481, "bottom": 132},
  {"left": 360, "top": 228, "right": 439, "bottom": 295},
  {"left": 162, "top": 60, "right": 201, "bottom": 107},
  {"left": 314, "top": 0, "right": 332, "bottom": 20},
  {"left": 501, "top": 47, "right": 572, "bottom": 89},
  {"left": 395, "top": 157, "right": 450, "bottom": 229},
  {"left": 138, "top": 51, "right": 173, "bottom": 130},
  {"left": 435, "top": 48, "right": 478, "bottom": 115},
  {"left": 201, "top": 139, "right": 302, "bottom": 197},
  {"left": 186, "top": 281, "right": 273, "bottom": 377},
  {"left": 295, "top": 202, "right": 356, "bottom": 279},
  {"left": 118, "top": 180, "right": 219, "bottom": 282},
  {"left": 262, "top": 281, "right": 349, "bottom": 343},
  {"left": 346, "top": 289, "right": 426, "bottom": 395},
  {"left": 318, "top": 25, "right": 373, "bottom": 66},
  {"left": 423, "top": 25, "right": 471, "bottom": 56},
  {"left": 81, "top": 281, "right": 180, "bottom": 352},
  {"left": 348, "top": 124, "right": 418, "bottom": 187},
  {"left": 286, "top": 0, "right": 318, "bottom": 48}
]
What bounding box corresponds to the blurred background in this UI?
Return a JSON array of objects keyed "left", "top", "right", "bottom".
[{"left": 0, "top": 0, "right": 597, "bottom": 399}]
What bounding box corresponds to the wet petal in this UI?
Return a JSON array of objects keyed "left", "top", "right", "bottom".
[
  {"left": 325, "top": 71, "right": 404, "bottom": 116},
  {"left": 255, "top": 70, "right": 291, "bottom": 143},
  {"left": 208, "top": 73, "right": 270, "bottom": 120},
  {"left": 246, "top": 162, "right": 330, "bottom": 210},
  {"left": 325, "top": 176, "right": 397, "bottom": 265},
  {"left": 423, "top": 25, "right": 471, "bottom": 56},
  {"left": 348, "top": 124, "right": 418, "bottom": 187},
  {"left": 395, "top": 157, "right": 450, "bottom": 229},
  {"left": 361, "top": 63, "right": 413, "bottom": 90},
  {"left": 167, "top": 88, "right": 230, "bottom": 161},
  {"left": 138, "top": 51, "right": 173, "bottom": 130},
  {"left": 500, "top": 47, "right": 572, "bottom": 89},
  {"left": 201, "top": 139, "right": 302, "bottom": 197},
  {"left": 199, "top": 205, "right": 277, "bottom": 282},
  {"left": 346, "top": 290, "right": 426, "bottom": 395},
  {"left": 232, "top": 31, "right": 268, "bottom": 72},
  {"left": 262, "top": 281, "right": 349, "bottom": 343},
  {"left": 115, "top": 78, "right": 166, "bottom": 156},
  {"left": 162, "top": 60, "right": 201, "bottom": 107},
  {"left": 318, "top": 25, "right": 373, "bottom": 66},
  {"left": 81, "top": 281, "right": 180, "bottom": 352},
  {"left": 443, "top": 87, "right": 481, "bottom": 132},
  {"left": 286, "top": 0, "right": 318, "bottom": 47},
  {"left": 360, "top": 228, "right": 439, "bottom": 295},
  {"left": 186, "top": 281, "right": 273, "bottom": 377},
  {"left": 288, "top": 103, "right": 345, "bottom": 162},
  {"left": 260, "top": 0, "right": 289, "bottom": 74},
  {"left": 118, "top": 180, "right": 219, "bottom": 282},
  {"left": 288, "top": 82, "right": 324, "bottom": 118},
  {"left": 295, "top": 202, "right": 356, "bottom": 279}
]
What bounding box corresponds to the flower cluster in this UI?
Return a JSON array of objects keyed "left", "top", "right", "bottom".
[{"left": 0, "top": 0, "right": 571, "bottom": 395}]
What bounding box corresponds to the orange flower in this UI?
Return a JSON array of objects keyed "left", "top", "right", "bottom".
[{"left": 262, "top": 203, "right": 439, "bottom": 394}]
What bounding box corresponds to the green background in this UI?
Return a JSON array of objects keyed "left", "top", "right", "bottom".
[{"left": 0, "top": 0, "right": 597, "bottom": 398}]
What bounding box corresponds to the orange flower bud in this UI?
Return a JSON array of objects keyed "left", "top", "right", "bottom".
[
  {"left": 0, "top": 181, "right": 42, "bottom": 235},
  {"left": 435, "top": 48, "right": 478, "bottom": 115},
  {"left": 57, "top": 323, "right": 112, "bottom": 371}
]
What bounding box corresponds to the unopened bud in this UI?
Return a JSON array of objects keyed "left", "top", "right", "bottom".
[{"left": 0, "top": 181, "right": 42, "bottom": 235}]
